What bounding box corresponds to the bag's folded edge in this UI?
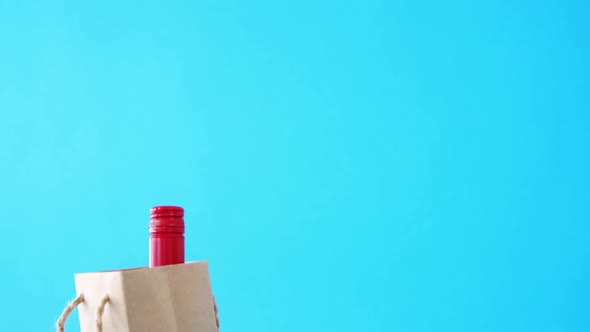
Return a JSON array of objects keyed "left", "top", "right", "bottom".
[{"left": 74, "top": 261, "right": 209, "bottom": 276}]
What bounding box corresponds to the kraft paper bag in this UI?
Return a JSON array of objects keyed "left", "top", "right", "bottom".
[{"left": 58, "top": 261, "right": 219, "bottom": 332}]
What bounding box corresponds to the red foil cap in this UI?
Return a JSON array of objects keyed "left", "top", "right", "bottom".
[
  {"left": 149, "top": 205, "right": 185, "bottom": 267},
  {"left": 149, "top": 206, "right": 185, "bottom": 234}
]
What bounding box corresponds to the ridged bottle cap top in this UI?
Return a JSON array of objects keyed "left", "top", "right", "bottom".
[{"left": 149, "top": 206, "right": 185, "bottom": 234}]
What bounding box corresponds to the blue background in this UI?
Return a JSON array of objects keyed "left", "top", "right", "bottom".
[{"left": 0, "top": 1, "right": 589, "bottom": 331}]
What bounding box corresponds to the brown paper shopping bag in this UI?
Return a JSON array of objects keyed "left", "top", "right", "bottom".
[{"left": 56, "top": 261, "right": 219, "bottom": 332}]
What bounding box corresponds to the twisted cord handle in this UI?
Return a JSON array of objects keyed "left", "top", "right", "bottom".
[
  {"left": 96, "top": 295, "right": 110, "bottom": 332},
  {"left": 56, "top": 294, "right": 84, "bottom": 332}
]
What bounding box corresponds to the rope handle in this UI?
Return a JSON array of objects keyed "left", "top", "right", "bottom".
[
  {"left": 57, "top": 294, "right": 219, "bottom": 331},
  {"left": 213, "top": 296, "right": 220, "bottom": 330},
  {"left": 56, "top": 294, "right": 109, "bottom": 332},
  {"left": 56, "top": 294, "right": 84, "bottom": 332},
  {"left": 96, "top": 295, "right": 110, "bottom": 332}
]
